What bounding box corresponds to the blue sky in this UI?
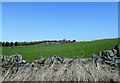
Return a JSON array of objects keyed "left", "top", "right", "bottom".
[
  {"left": 0, "top": 2, "right": 2, "bottom": 41},
  {"left": 2, "top": 2, "right": 118, "bottom": 42}
]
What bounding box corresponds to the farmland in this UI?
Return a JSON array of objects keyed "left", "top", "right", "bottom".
[{"left": 1, "top": 38, "right": 119, "bottom": 63}]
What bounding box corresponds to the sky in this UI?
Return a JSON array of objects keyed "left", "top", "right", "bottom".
[
  {"left": 2, "top": 2, "right": 118, "bottom": 42},
  {"left": 1, "top": 0, "right": 120, "bottom": 2},
  {"left": 0, "top": 2, "right": 2, "bottom": 42}
]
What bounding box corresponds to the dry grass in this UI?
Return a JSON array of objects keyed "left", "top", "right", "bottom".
[{"left": 1, "top": 58, "right": 120, "bottom": 82}]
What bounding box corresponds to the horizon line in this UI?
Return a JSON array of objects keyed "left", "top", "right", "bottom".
[{"left": 1, "top": 37, "right": 119, "bottom": 43}]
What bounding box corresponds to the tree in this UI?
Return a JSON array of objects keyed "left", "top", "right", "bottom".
[
  {"left": 10, "top": 42, "right": 14, "bottom": 46},
  {"left": 0, "top": 42, "right": 2, "bottom": 46},
  {"left": 5, "top": 42, "right": 9, "bottom": 46},
  {"left": 2, "top": 42, "right": 5, "bottom": 46},
  {"left": 73, "top": 40, "right": 76, "bottom": 42},
  {"left": 14, "top": 41, "right": 18, "bottom": 46}
]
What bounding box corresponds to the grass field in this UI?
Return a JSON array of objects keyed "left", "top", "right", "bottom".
[
  {"left": 0, "top": 47, "right": 2, "bottom": 55},
  {"left": 1, "top": 38, "right": 119, "bottom": 63}
]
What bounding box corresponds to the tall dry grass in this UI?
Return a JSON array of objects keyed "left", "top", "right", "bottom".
[{"left": 1, "top": 58, "right": 120, "bottom": 82}]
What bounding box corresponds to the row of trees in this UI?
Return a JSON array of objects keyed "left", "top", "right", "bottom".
[
  {"left": 1, "top": 39, "right": 76, "bottom": 47},
  {"left": 2, "top": 42, "right": 18, "bottom": 46}
]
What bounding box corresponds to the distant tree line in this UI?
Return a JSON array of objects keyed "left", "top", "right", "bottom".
[
  {"left": 1, "top": 39, "right": 76, "bottom": 47},
  {"left": 1, "top": 41, "right": 18, "bottom": 47}
]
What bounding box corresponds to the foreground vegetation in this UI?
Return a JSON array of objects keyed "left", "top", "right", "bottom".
[{"left": 1, "top": 38, "right": 119, "bottom": 63}]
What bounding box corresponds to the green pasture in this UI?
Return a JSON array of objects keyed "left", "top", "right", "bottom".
[{"left": 2, "top": 38, "right": 119, "bottom": 63}]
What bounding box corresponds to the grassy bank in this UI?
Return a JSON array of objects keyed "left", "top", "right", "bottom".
[{"left": 2, "top": 38, "right": 119, "bottom": 63}]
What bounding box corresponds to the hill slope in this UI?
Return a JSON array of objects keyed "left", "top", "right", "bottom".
[{"left": 2, "top": 38, "right": 119, "bottom": 62}]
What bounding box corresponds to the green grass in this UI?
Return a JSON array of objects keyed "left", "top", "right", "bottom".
[
  {"left": 2, "top": 38, "right": 120, "bottom": 63},
  {"left": 0, "top": 46, "right": 2, "bottom": 55}
]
